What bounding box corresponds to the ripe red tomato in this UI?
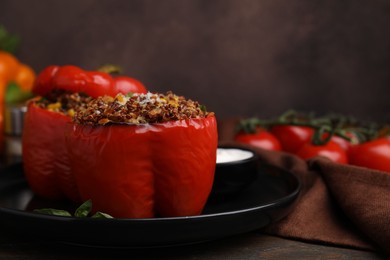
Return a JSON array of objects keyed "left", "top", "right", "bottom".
[
  {"left": 270, "top": 125, "right": 314, "bottom": 153},
  {"left": 234, "top": 128, "right": 281, "bottom": 151},
  {"left": 348, "top": 137, "right": 390, "bottom": 172},
  {"left": 331, "top": 135, "right": 352, "bottom": 152},
  {"left": 326, "top": 131, "right": 358, "bottom": 153},
  {"left": 295, "top": 140, "right": 348, "bottom": 164}
]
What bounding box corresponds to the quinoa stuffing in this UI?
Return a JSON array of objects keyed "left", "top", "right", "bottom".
[
  {"left": 35, "top": 89, "right": 93, "bottom": 117},
  {"left": 73, "top": 92, "right": 213, "bottom": 125}
]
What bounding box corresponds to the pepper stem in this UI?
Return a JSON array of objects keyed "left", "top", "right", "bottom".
[{"left": 96, "top": 64, "right": 122, "bottom": 74}]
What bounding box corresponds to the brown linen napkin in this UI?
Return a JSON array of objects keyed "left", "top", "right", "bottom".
[{"left": 218, "top": 119, "right": 390, "bottom": 253}]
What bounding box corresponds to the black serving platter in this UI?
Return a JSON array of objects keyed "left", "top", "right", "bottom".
[{"left": 0, "top": 163, "right": 300, "bottom": 248}]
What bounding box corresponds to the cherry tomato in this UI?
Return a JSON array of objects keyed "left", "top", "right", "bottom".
[
  {"left": 332, "top": 135, "right": 359, "bottom": 155},
  {"left": 331, "top": 135, "right": 351, "bottom": 152},
  {"left": 349, "top": 137, "right": 390, "bottom": 172},
  {"left": 295, "top": 140, "right": 348, "bottom": 164},
  {"left": 114, "top": 76, "right": 147, "bottom": 94},
  {"left": 270, "top": 125, "right": 314, "bottom": 153},
  {"left": 323, "top": 131, "right": 358, "bottom": 154},
  {"left": 234, "top": 128, "right": 281, "bottom": 151}
]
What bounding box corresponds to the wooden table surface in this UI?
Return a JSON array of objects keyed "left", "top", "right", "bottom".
[{"left": 0, "top": 231, "right": 385, "bottom": 259}]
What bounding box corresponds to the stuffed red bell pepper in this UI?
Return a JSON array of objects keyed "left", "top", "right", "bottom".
[
  {"left": 22, "top": 65, "right": 147, "bottom": 202},
  {"left": 23, "top": 92, "right": 91, "bottom": 202},
  {"left": 66, "top": 92, "right": 218, "bottom": 218}
]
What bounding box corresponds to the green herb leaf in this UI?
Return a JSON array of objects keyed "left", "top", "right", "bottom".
[
  {"left": 5, "top": 82, "right": 33, "bottom": 104},
  {"left": 200, "top": 104, "right": 207, "bottom": 113},
  {"left": 34, "top": 200, "right": 114, "bottom": 219},
  {"left": 125, "top": 92, "right": 133, "bottom": 98},
  {"left": 0, "top": 25, "right": 20, "bottom": 54},
  {"left": 74, "top": 199, "right": 92, "bottom": 217},
  {"left": 91, "top": 212, "right": 114, "bottom": 219},
  {"left": 33, "top": 208, "right": 72, "bottom": 217}
]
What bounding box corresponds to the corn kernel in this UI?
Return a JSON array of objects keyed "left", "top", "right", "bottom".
[
  {"left": 68, "top": 109, "right": 75, "bottom": 117},
  {"left": 47, "top": 102, "right": 61, "bottom": 111}
]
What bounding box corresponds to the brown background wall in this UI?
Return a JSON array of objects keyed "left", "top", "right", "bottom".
[{"left": 1, "top": 0, "right": 389, "bottom": 122}]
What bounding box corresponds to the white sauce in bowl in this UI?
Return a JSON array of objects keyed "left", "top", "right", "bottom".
[{"left": 216, "top": 148, "right": 254, "bottom": 164}]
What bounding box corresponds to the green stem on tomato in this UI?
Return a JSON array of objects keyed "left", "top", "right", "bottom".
[
  {"left": 311, "top": 125, "right": 335, "bottom": 146},
  {"left": 237, "top": 110, "right": 386, "bottom": 145},
  {"left": 235, "top": 117, "right": 266, "bottom": 134}
]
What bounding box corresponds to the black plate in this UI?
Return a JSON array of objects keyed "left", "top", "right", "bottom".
[{"left": 0, "top": 163, "right": 300, "bottom": 248}]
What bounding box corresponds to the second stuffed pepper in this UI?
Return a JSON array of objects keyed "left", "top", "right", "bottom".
[
  {"left": 22, "top": 91, "right": 91, "bottom": 201},
  {"left": 22, "top": 65, "right": 147, "bottom": 202}
]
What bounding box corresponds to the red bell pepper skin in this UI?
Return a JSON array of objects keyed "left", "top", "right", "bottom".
[
  {"left": 32, "top": 65, "right": 60, "bottom": 97},
  {"left": 66, "top": 116, "right": 218, "bottom": 218},
  {"left": 22, "top": 102, "right": 81, "bottom": 202},
  {"left": 33, "top": 65, "right": 147, "bottom": 98},
  {"left": 23, "top": 65, "right": 147, "bottom": 202},
  {"left": 53, "top": 66, "right": 116, "bottom": 98},
  {"left": 114, "top": 76, "right": 147, "bottom": 94}
]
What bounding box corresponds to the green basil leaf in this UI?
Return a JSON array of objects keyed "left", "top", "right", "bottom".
[
  {"left": 91, "top": 212, "right": 114, "bottom": 219},
  {"left": 74, "top": 200, "right": 92, "bottom": 217},
  {"left": 33, "top": 208, "right": 72, "bottom": 217},
  {"left": 34, "top": 200, "right": 114, "bottom": 219}
]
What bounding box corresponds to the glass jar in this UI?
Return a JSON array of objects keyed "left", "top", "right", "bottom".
[{"left": 4, "top": 104, "right": 26, "bottom": 165}]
